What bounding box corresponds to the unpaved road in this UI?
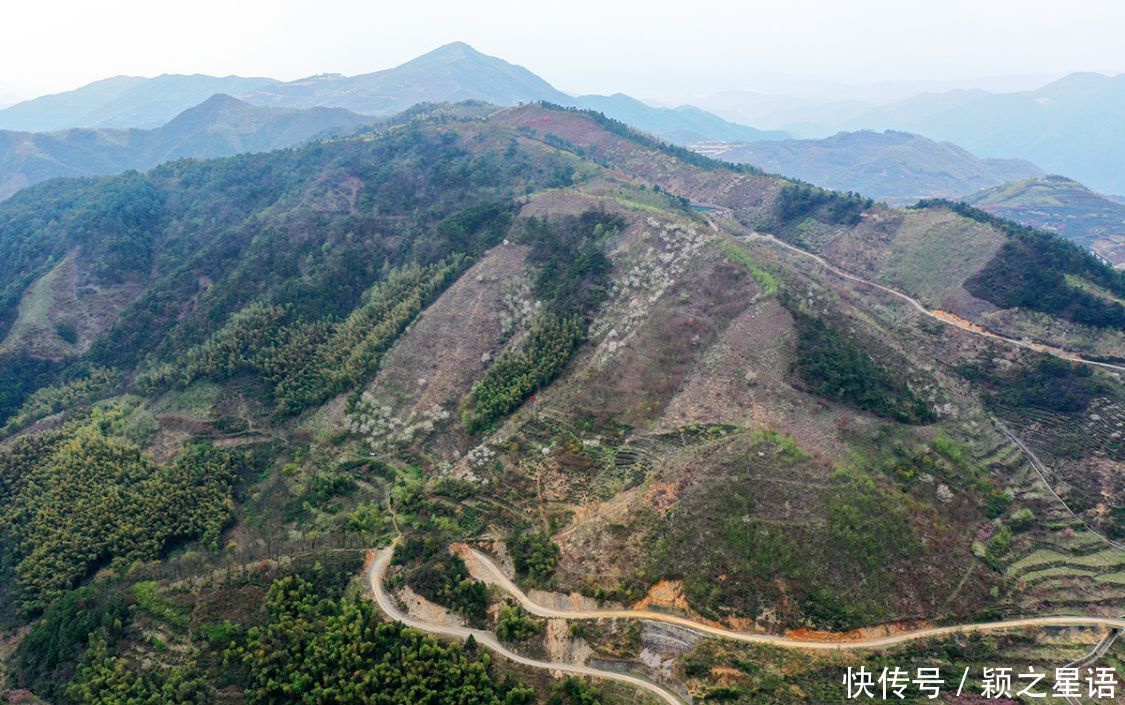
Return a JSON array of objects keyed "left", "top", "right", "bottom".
[
  {"left": 366, "top": 547, "right": 684, "bottom": 705},
  {"left": 1062, "top": 628, "right": 1121, "bottom": 705},
  {"left": 732, "top": 230, "right": 1125, "bottom": 550},
  {"left": 741, "top": 231, "right": 1125, "bottom": 373},
  {"left": 369, "top": 545, "right": 1125, "bottom": 703},
  {"left": 456, "top": 546, "right": 1125, "bottom": 649}
]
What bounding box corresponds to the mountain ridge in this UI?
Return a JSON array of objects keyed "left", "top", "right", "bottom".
[
  {"left": 0, "top": 74, "right": 278, "bottom": 131},
  {"left": 840, "top": 71, "right": 1125, "bottom": 193},
  {"left": 0, "top": 95, "right": 377, "bottom": 200},
  {"left": 0, "top": 43, "right": 787, "bottom": 150},
  {"left": 0, "top": 100, "right": 1121, "bottom": 705},
  {"left": 696, "top": 129, "right": 1043, "bottom": 204},
  {"left": 240, "top": 41, "right": 570, "bottom": 113}
]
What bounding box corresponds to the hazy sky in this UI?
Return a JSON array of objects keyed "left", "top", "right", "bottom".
[{"left": 4, "top": 0, "right": 1125, "bottom": 104}]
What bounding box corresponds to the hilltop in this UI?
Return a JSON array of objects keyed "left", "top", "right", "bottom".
[
  {"left": 241, "top": 41, "right": 568, "bottom": 113},
  {"left": 965, "top": 174, "right": 1125, "bottom": 267},
  {"left": 0, "top": 102, "right": 1121, "bottom": 705},
  {"left": 697, "top": 129, "right": 1042, "bottom": 205}
]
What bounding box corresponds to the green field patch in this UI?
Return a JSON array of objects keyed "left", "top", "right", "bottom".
[
  {"left": 130, "top": 581, "right": 190, "bottom": 629},
  {"left": 1016, "top": 566, "right": 1097, "bottom": 584},
  {"left": 1008, "top": 548, "right": 1125, "bottom": 577},
  {"left": 720, "top": 240, "right": 779, "bottom": 295}
]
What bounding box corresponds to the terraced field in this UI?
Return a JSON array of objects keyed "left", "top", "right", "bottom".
[
  {"left": 993, "top": 397, "right": 1125, "bottom": 464},
  {"left": 960, "top": 422, "right": 1125, "bottom": 621}
]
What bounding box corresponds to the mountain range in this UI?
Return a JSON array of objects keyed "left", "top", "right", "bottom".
[
  {"left": 0, "top": 43, "right": 785, "bottom": 147},
  {"left": 852, "top": 73, "right": 1125, "bottom": 193},
  {"left": 0, "top": 43, "right": 790, "bottom": 203},
  {"left": 711, "top": 72, "right": 1125, "bottom": 195},
  {"left": 2, "top": 42, "right": 1122, "bottom": 272},
  {"left": 0, "top": 95, "right": 377, "bottom": 200},
  {"left": 696, "top": 129, "right": 1043, "bottom": 205},
  {"left": 0, "top": 74, "right": 276, "bottom": 132}
]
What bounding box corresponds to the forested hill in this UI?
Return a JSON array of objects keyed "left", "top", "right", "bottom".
[{"left": 1, "top": 102, "right": 1123, "bottom": 705}]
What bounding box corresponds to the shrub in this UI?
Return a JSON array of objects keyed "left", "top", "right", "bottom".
[
  {"left": 495, "top": 601, "right": 543, "bottom": 643},
  {"left": 509, "top": 532, "right": 560, "bottom": 584},
  {"left": 393, "top": 538, "right": 489, "bottom": 622},
  {"left": 1009, "top": 507, "right": 1035, "bottom": 532},
  {"left": 54, "top": 321, "right": 79, "bottom": 344},
  {"left": 547, "top": 678, "right": 605, "bottom": 705}
]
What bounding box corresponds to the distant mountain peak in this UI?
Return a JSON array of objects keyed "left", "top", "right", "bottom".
[
  {"left": 162, "top": 93, "right": 256, "bottom": 126},
  {"left": 427, "top": 40, "right": 478, "bottom": 55},
  {"left": 400, "top": 41, "right": 511, "bottom": 69},
  {"left": 0, "top": 74, "right": 278, "bottom": 131},
  {"left": 0, "top": 41, "right": 786, "bottom": 162},
  {"left": 194, "top": 93, "right": 245, "bottom": 108}
]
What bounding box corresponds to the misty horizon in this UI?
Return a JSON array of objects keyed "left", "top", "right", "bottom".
[{"left": 5, "top": 0, "right": 1125, "bottom": 107}]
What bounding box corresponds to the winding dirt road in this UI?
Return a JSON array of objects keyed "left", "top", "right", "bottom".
[
  {"left": 454, "top": 546, "right": 1125, "bottom": 649},
  {"left": 368, "top": 545, "right": 1125, "bottom": 703},
  {"left": 740, "top": 232, "right": 1125, "bottom": 373},
  {"left": 993, "top": 418, "right": 1125, "bottom": 553},
  {"left": 724, "top": 229, "right": 1125, "bottom": 552},
  {"left": 366, "top": 547, "right": 685, "bottom": 705}
]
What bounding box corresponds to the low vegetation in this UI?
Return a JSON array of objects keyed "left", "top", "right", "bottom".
[
  {"left": 236, "top": 571, "right": 536, "bottom": 705},
  {"left": 495, "top": 600, "right": 545, "bottom": 643},
  {"left": 142, "top": 256, "right": 469, "bottom": 417},
  {"left": 959, "top": 353, "right": 1111, "bottom": 414},
  {"left": 1, "top": 366, "right": 119, "bottom": 434},
  {"left": 720, "top": 240, "right": 779, "bottom": 295},
  {"left": 648, "top": 434, "right": 925, "bottom": 630},
  {"left": 12, "top": 583, "right": 131, "bottom": 702},
  {"left": 509, "top": 531, "right": 560, "bottom": 586},
  {"left": 538, "top": 102, "right": 765, "bottom": 175},
  {"left": 393, "top": 536, "right": 488, "bottom": 623},
  {"left": 0, "top": 353, "right": 65, "bottom": 426},
  {"left": 0, "top": 97, "right": 1118, "bottom": 705}
]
